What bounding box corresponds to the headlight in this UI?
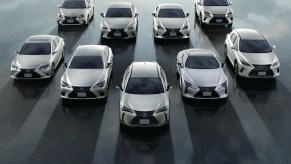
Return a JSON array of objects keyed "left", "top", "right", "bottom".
[
  {"left": 93, "top": 81, "right": 105, "bottom": 88},
  {"left": 204, "top": 11, "right": 211, "bottom": 17},
  {"left": 184, "top": 80, "right": 192, "bottom": 87},
  {"left": 39, "top": 63, "right": 51, "bottom": 70},
  {"left": 181, "top": 25, "right": 189, "bottom": 31},
  {"left": 78, "top": 13, "right": 85, "bottom": 18},
  {"left": 272, "top": 60, "right": 280, "bottom": 67},
  {"left": 125, "top": 25, "right": 134, "bottom": 31},
  {"left": 240, "top": 60, "right": 252, "bottom": 67},
  {"left": 157, "top": 25, "right": 164, "bottom": 30},
  {"left": 11, "top": 64, "right": 19, "bottom": 70},
  {"left": 58, "top": 12, "right": 64, "bottom": 18},
  {"left": 102, "top": 23, "right": 110, "bottom": 31},
  {"left": 61, "top": 80, "right": 71, "bottom": 88},
  {"left": 156, "top": 106, "right": 167, "bottom": 113},
  {"left": 218, "top": 81, "right": 227, "bottom": 89},
  {"left": 227, "top": 11, "right": 233, "bottom": 17},
  {"left": 122, "top": 106, "right": 133, "bottom": 113}
]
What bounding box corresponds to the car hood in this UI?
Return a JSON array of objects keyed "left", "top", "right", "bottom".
[
  {"left": 204, "top": 6, "right": 230, "bottom": 15},
  {"left": 16, "top": 55, "right": 50, "bottom": 69},
  {"left": 184, "top": 68, "right": 225, "bottom": 87},
  {"left": 159, "top": 18, "right": 186, "bottom": 29},
  {"left": 122, "top": 93, "right": 168, "bottom": 112},
  {"left": 64, "top": 69, "right": 106, "bottom": 86},
  {"left": 240, "top": 52, "right": 277, "bottom": 65},
  {"left": 60, "top": 8, "right": 85, "bottom": 17},
  {"left": 104, "top": 18, "right": 133, "bottom": 29}
]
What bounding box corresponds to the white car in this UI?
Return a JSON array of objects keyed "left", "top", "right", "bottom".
[
  {"left": 195, "top": 0, "right": 233, "bottom": 27},
  {"left": 152, "top": 3, "right": 190, "bottom": 39},
  {"left": 177, "top": 49, "right": 228, "bottom": 99},
  {"left": 11, "top": 35, "right": 65, "bottom": 79},
  {"left": 57, "top": 0, "right": 94, "bottom": 27},
  {"left": 117, "top": 62, "right": 171, "bottom": 127},
  {"left": 61, "top": 45, "right": 113, "bottom": 99},
  {"left": 100, "top": 2, "right": 138, "bottom": 39},
  {"left": 224, "top": 29, "right": 280, "bottom": 78}
]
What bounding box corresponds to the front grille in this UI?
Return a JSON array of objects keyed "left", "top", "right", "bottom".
[
  {"left": 107, "top": 29, "right": 128, "bottom": 38},
  {"left": 63, "top": 17, "right": 79, "bottom": 24},
  {"left": 130, "top": 110, "right": 158, "bottom": 125},
  {"left": 194, "top": 86, "right": 219, "bottom": 98},
  {"left": 68, "top": 86, "right": 96, "bottom": 98},
  {"left": 249, "top": 65, "right": 274, "bottom": 77},
  {"left": 209, "top": 15, "right": 228, "bottom": 24},
  {"left": 17, "top": 69, "right": 41, "bottom": 78},
  {"left": 163, "top": 28, "right": 184, "bottom": 37}
]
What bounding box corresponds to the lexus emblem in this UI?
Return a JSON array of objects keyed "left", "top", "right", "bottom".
[{"left": 141, "top": 113, "right": 148, "bottom": 118}]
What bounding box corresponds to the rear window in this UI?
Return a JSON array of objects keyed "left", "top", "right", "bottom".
[
  {"left": 125, "top": 77, "right": 164, "bottom": 94},
  {"left": 69, "top": 56, "right": 104, "bottom": 69},
  {"left": 20, "top": 43, "right": 51, "bottom": 55}
]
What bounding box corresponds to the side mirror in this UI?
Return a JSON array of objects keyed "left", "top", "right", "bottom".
[
  {"left": 186, "top": 13, "right": 190, "bottom": 17},
  {"left": 57, "top": 5, "right": 61, "bottom": 8},
  {"left": 272, "top": 45, "right": 276, "bottom": 49},
  {"left": 177, "top": 63, "right": 183, "bottom": 68},
  {"left": 62, "top": 63, "right": 68, "bottom": 68},
  {"left": 100, "top": 13, "right": 105, "bottom": 17},
  {"left": 87, "top": 5, "right": 91, "bottom": 9},
  {"left": 135, "top": 13, "right": 138, "bottom": 17},
  {"left": 53, "top": 51, "right": 57, "bottom": 54},
  {"left": 229, "top": 2, "right": 233, "bottom": 5},
  {"left": 197, "top": 2, "right": 202, "bottom": 5},
  {"left": 221, "top": 63, "right": 225, "bottom": 68},
  {"left": 116, "top": 84, "right": 123, "bottom": 91},
  {"left": 106, "top": 63, "right": 112, "bottom": 68},
  {"left": 15, "top": 50, "right": 19, "bottom": 54},
  {"left": 152, "top": 12, "right": 156, "bottom": 17},
  {"left": 166, "top": 85, "right": 172, "bottom": 91}
]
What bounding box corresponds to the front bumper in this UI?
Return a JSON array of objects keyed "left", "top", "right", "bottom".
[
  {"left": 120, "top": 110, "right": 169, "bottom": 127},
  {"left": 61, "top": 85, "right": 108, "bottom": 99},
  {"left": 57, "top": 16, "right": 86, "bottom": 26},
  {"left": 238, "top": 64, "right": 280, "bottom": 78},
  {"left": 11, "top": 68, "right": 51, "bottom": 79},
  {"left": 202, "top": 14, "right": 233, "bottom": 25},
  {"left": 154, "top": 28, "right": 190, "bottom": 39},
  {"left": 181, "top": 83, "right": 228, "bottom": 99},
  {"left": 101, "top": 28, "right": 137, "bottom": 39}
]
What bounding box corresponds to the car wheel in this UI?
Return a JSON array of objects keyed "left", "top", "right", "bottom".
[
  {"left": 50, "top": 64, "right": 55, "bottom": 78},
  {"left": 224, "top": 45, "right": 228, "bottom": 59},
  {"left": 199, "top": 14, "right": 204, "bottom": 28}
]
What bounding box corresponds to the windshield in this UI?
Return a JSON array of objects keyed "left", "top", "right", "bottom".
[
  {"left": 203, "top": 0, "right": 229, "bottom": 6},
  {"left": 69, "top": 56, "right": 104, "bottom": 69},
  {"left": 185, "top": 56, "right": 220, "bottom": 69},
  {"left": 62, "top": 1, "right": 86, "bottom": 9},
  {"left": 20, "top": 43, "right": 51, "bottom": 55},
  {"left": 239, "top": 40, "right": 272, "bottom": 53},
  {"left": 106, "top": 8, "right": 132, "bottom": 17},
  {"left": 125, "top": 77, "right": 164, "bottom": 94},
  {"left": 158, "top": 9, "right": 185, "bottom": 18}
]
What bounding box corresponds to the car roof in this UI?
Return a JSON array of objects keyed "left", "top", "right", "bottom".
[
  {"left": 108, "top": 2, "right": 132, "bottom": 8},
  {"left": 187, "top": 49, "right": 216, "bottom": 57},
  {"left": 130, "top": 62, "right": 159, "bottom": 78},
  {"left": 25, "top": 35, "right": 55, "bottom": 43},
  {"left": 74, "top": 45, "right": 106, "bottom": 57},
  {"left": 158, "top": 3, "right": 183, "bottom": 9},
  {"left": 235, "top": 29, "right": 265, "bottom": 40}
]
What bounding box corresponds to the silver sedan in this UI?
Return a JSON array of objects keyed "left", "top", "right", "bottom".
[
  {"left": 177, "top": 49, "right": 228, "bottom": 99},
  {"left": 61, "top": 45, "right": 113, "bottom": 99},
  {"left": 152, "top": 3, "right": 190, "bottom": 40},
  {"left": 11, "top": 35, "right": 65, "bottom": 79}
]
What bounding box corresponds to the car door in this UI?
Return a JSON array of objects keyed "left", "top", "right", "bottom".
[{"left": 103, "top": 47, "right": 112, "bottom": 83}]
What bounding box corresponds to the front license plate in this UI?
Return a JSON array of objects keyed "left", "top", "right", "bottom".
[
  {"left": 170, "top": 32, "right": 176, "bottom": 36},
  {"left": 67, "top": 19, "right": 74, "bottom": 23},
  {"left": 216, "top": 19, "right": 222, "bottom": 23},
  {"left": 203, "top": 92, "right": 212, "bottom": 97},
  {"left": 139, "top": 119, "right": 150, "bottom": 125},
  {"left": 114, "top": 33, "right": 121, "bottom": 37},
  {"left": 77, "top": 92, "right": 86, "bottom": 97},
  {"left": 24, "top": 73, "right": 32, "bottom": 78},
  {"left": 258, "top": 72, "right": 266, "bottom": 76}
]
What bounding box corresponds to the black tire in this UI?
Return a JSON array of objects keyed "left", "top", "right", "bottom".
[
  {"left": 224, "top": 45, "right": 228, "bottom": 61},
  {"left": 50, "top": 64, "right": 55, "bottom": 78},
  {"left": 199, "top": 14, "right": 204, "bottom": 28},
  {"left": 228, "top": 23, "right": 233, "bottom": 27},
  {"left": 234, "top": 61, "right": 240, "bottom": 79}
]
